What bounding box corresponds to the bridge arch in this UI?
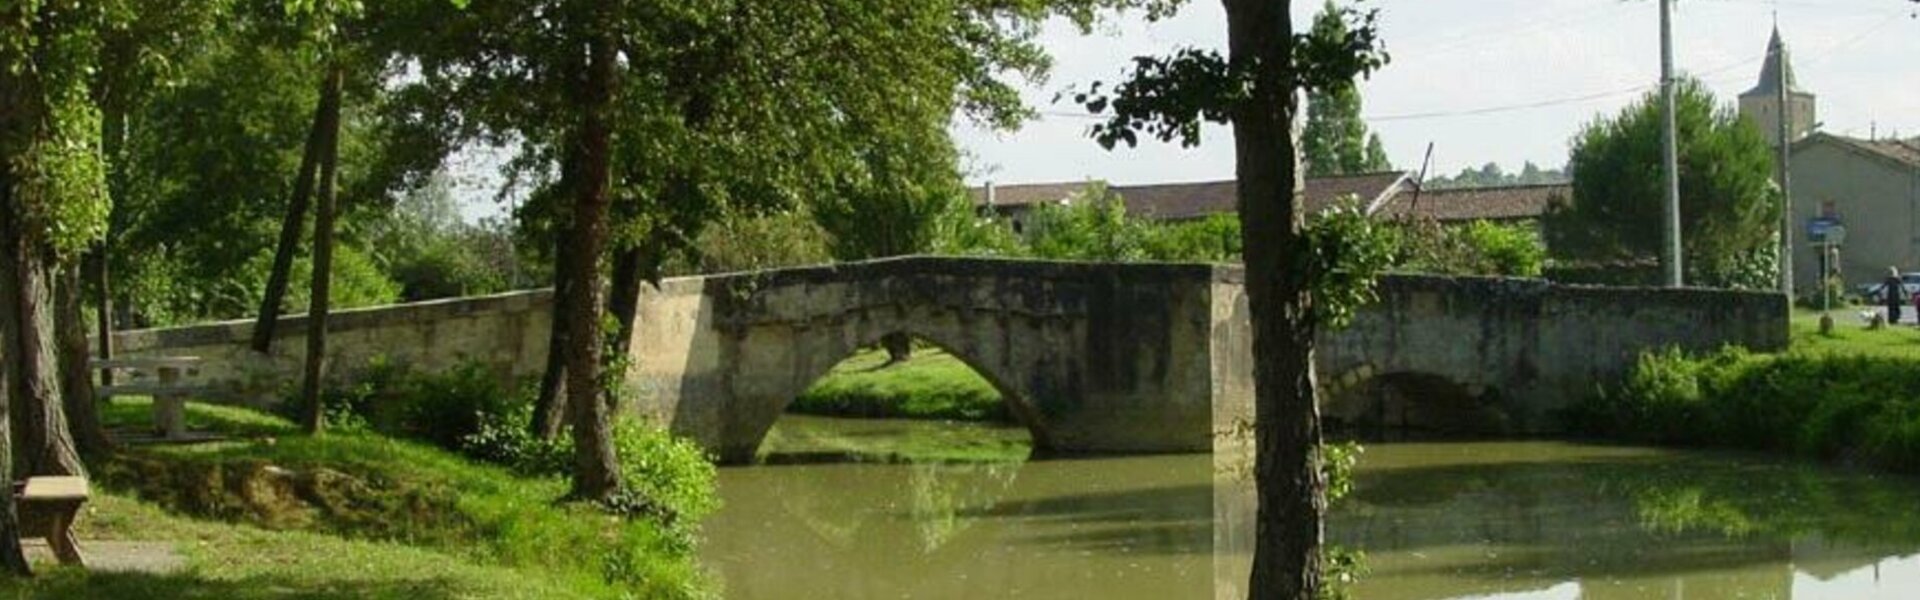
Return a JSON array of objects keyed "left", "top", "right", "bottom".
[
  {"left": 736, "top": 325, "right": 1056, "bottom": 462},
  {"left": 1322, "top": 369, "right": 1511, "bottom": 439}
]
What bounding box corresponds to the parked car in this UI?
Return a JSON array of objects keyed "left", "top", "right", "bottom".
[{"left": 1859, "top": 272, "right": 1920, "bottom": 303}]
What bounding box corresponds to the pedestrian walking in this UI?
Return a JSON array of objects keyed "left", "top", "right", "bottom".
[{"left": 1885, "top": 267, "right": 1905, "bottom": 325}]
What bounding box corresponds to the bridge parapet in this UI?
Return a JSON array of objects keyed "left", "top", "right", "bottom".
[{"left": 109, "top": 257, "right": 1787, "bottom": 460}]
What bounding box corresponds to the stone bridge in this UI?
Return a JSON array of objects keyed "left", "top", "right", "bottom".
[{"left": 114, "top": 257, "right": 1787, "bottom": 462}]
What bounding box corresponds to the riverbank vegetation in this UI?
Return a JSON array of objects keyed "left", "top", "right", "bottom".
[
  {"left": 1571, "top": 344, "right": 1920, "bottom": 473},
  {"left": 5, "top": 398, "right": 714, "bottom": 598}
]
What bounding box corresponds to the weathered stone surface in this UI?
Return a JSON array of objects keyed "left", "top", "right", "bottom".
[{"left": 111, "top": 257, "right": 1787, "bottom": 462}]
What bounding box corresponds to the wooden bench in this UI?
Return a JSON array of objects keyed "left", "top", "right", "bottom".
[
  {"left": 92, "top": 356, "right": 211, "bottom": 439},
  {"left": 15, "top": 476, "right": 89, "bottom": 568}
]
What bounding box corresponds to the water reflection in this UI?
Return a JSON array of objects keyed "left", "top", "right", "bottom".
[{"left": 702, "top": 435, "right": 1920, "bottom": 599}]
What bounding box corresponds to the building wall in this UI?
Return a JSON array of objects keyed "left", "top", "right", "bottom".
[{"left": 1790, "top": 142, "right": 1920, "bottom": 290}]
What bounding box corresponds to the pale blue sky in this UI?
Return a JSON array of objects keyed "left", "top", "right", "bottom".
[{"left": 954, "top": 0, "right": 1920, "bottom": 186}]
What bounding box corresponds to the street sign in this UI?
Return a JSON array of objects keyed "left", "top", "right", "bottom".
[{"left": 1808, "top": 217, "right": 1843, "bottom": 244}]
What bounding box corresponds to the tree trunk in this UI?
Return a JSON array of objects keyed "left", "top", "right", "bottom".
[
  {"left": 96, "top": 103, "right": 125, "bottom": 387},
  {"left": 0, "top": 163, "right": 30, "bottom": 575},
  {"left": 1225, "top": 1, "right": 1324, "bottom": 598},
  {"left": 299, "top": 65, "right": 346, "bottom": 435},
  {"left": 564, "top": 23, "right": 623, "bottom": 501},
  {"left": 251, "top": 69, "right": 335, "bottom": 355},
  {"left": 607, "top": 247, "right": 644, "bottom": 360},
  {"left": 55, "top": 264, "right": 112, "bottom": 457},
  {"left": 880, "top": 332, "right": 912, "bottom": 366},
  {"left": 530, "top": 225, "right": 572, "bottom": 441},
  {"left": 0, "top": 175, "right": 87, "bottom": 480}
]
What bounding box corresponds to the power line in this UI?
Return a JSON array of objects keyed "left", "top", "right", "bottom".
[{"left": 1033, "top": 6, "right": 1908, "bottom": 126}]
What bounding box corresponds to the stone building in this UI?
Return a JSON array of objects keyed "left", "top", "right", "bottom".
[{"left": 1741, "top": 29, "right": 1920, "bottom": 290}]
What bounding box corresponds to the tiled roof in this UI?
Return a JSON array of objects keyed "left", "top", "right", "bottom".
[
  {"left": 1376, "top": 183, "right": 1569, "bottom": 222},
  {"left": 970, "top": 171, "right": 1415, "bottom": 220}
]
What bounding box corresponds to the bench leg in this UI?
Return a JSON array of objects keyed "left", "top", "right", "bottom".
[{"left": 48, "top": 510, "right": 84, "bottom": 567}]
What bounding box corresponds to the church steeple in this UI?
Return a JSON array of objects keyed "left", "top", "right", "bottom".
[
  {"left": 1738, "top": 26, "right": 1817, "bottom": 147},
  {"left": 1743, "top": 26, "right": 1805, "bottom": 98}
]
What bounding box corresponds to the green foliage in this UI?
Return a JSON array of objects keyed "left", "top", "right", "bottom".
[
  {"left": 1547, "top": 78, "right": 1779, "bottom": 289},
  {"left": 1396, "top": 219, "right": 1545, "bottom": 277},
  {"left": 97, "top": 398, "right": 711, "bottom": 598},
  {"left": 792, "top": 347, "right": 1007, "bottom": 421},
  {"left": 1023, "top": 183, "right": 1149, "bottom": 261},
  {"left": 669, "top": 208, "right": 832, "bottom": 275},
  {"left": 1303, "top": 199, "right": 1402, "bottom": 329},
  {"left": 364, "top": 174, "right": 521, "bottom": 301},
  {"left": 1301, "top": 1, "right": 1391, "bottom": 177},
  {"left": 1, "top": 0, "right": 116, "bottom": 257},
  {"left": 1572, "top": 346, "right": 1920, "bottom": 473},
  {"left": 1142, "top": 213, "right": 1242, "bottom": 263},
  {"left": 303, "top": 358, "right": 719, "bottom": 542}
]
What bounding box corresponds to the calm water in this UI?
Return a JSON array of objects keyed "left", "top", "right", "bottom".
[{"left": 701, "top": 421, "right": 1920, "bottom": 599}]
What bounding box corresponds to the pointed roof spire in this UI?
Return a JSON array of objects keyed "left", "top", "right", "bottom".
[{"left": 1744, "top": 25, "right": 1806, "bottom": 98}]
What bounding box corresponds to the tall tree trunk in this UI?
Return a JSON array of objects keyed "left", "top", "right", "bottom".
[
  {"left": 0, "top": 177, "right": 87, "bottom": 479},
  {"left": 299, "top": 65, "right": 346, "bottom": 435},
  {"left": 531, "top": 228, "right": 572, "bottom": 441},
  {"left": 606, "top": 246, "right": 643, "bottom": 361},
  {"left": 564, "top": 23, "right": 623, "bottom": 501},
  {"left": 0, "top": 165, "right": 30, "bottom": 575},
  {"left": 95, "top": 103, "right": 125, "bottom": 387},
  {"left": 55, "top": 264, "right": 111, "bottom": 456},
  {"left": 251, "top": 70, "right": 335, "bottom": 354},
  {"left": 1226, "top": 0, "right": 1324, "bottom": 598}
]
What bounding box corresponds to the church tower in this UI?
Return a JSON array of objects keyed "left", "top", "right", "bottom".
[{"left": 1739, "top": 27, "right": 1817, "bottom": 148}]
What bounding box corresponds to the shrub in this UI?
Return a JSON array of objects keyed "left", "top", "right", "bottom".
[
  {"left": 1571, "top": 346, "right": 1920, "bottom": 471},
  {"left": 309, "top": 359, "right": 719, "bottom": 536}
]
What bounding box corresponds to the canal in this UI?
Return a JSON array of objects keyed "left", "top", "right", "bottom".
[{"left": 702, "top": 417, "right": 1920, "bottom": 599}]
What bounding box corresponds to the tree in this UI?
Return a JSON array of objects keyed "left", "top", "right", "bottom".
[
  {"left": 1075, "top": 0, "right": 1387, "bottom": 596},
  {"left": 1545, "top": 78, "right": 1777, "bottom": 289},
  {"left": 1301, "top": 0, "right": 1391, "bottom": 177},
  {"left": 298, "top": 64, "right": 347, "bottom": 434}
]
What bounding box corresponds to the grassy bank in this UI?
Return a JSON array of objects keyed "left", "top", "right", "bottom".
[
  {"left": 1571, "top": 343, "right": 1920, "bottom": 472},
  {"left": 1789, "top": 308, "right": 1920, "bottom": 357},
  {"left": 9, "top": 399, "right": 712, "bottom": 599},
  {"left": 791, "top": 348, "right": 1005, "bottom": 421},
  {"left": 758, "top": 415, "right": 1032, "bottom": 464},
  {"left": 4, "top": 491, "right": 579, "bottom": 599}
]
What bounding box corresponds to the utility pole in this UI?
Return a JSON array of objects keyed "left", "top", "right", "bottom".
[
  {"left": 1660, "top": 0, "right": 1683, "bottom": 288},
  {"left": 1776, "top": 25, "right": 1795, "bottom": 296}
]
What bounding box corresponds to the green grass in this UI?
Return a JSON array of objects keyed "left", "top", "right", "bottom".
[
  {"left": 1, "top": 491, "right": 580, "bottom": 599},
  {"left": 790, "top": 348, "right": 1006, "bottom": 421},
  {"left": 1790, "top": 308, "right": 1920, "bottom": 358},
  {"left": 758, "top": 415, "right": 1032, "bottom": 464},
  {"left": 29, "top": 398, "right": 710, "bottom": 599}
]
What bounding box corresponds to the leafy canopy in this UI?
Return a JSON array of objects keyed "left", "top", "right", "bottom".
[{"left": 1546, "top": 78, "right": 1778, "bottom": 289}]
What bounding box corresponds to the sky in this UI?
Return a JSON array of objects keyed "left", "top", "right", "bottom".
[{"left": 953, "top": 0, "right": 1920, "bottom": 187}]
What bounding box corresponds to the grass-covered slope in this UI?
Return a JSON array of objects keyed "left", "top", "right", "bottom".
[
  {"left": 789, "top": 348, "right": 1005, "bottom": 421},
  {"left": 0, "top": 399, "right": 710, "bottom": 599}
]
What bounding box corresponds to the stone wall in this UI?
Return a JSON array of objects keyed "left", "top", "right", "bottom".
[
  {"left": 1305, "top": 275, "right": 1788, "bottom": 436},
  {"left": 113, "top": 290, "right": 554, "bottom": 405},
  {"left": 113, "top": 257, "right": 1788, "bottom": 460}
]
